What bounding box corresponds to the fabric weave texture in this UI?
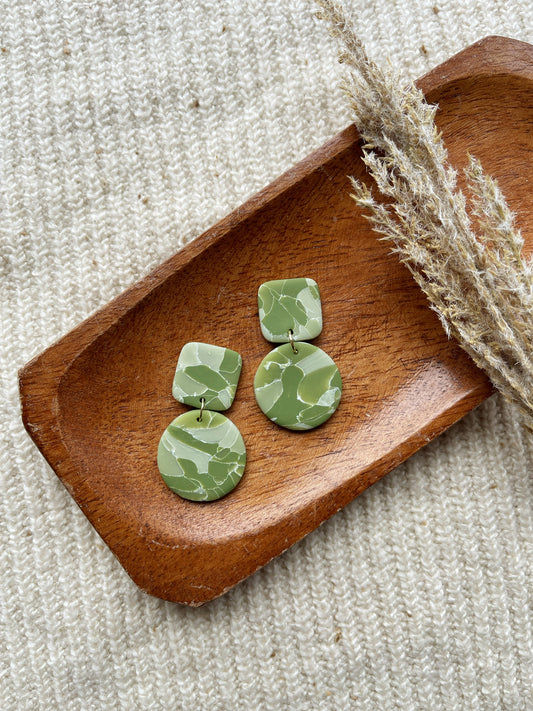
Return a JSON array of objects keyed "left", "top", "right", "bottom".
[{"left": 1, "top": 1, "right": 532, "bottom": 709}]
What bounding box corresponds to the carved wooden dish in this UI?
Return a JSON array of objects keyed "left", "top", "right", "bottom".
[{"left": 19, "top": 37, "right": 533, "bottom": 605}]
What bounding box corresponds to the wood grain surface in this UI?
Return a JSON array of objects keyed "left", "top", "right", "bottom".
[{"left": 19, "top": 36, "right": 533, "bottom": 605}]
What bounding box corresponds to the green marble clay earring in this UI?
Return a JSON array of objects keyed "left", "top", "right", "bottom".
[
  {"left": 254, "top": 278, "right": 342, "bottom": 430},
  {"left": 158, "top": 342, "right": 246, "bottom": 502}
]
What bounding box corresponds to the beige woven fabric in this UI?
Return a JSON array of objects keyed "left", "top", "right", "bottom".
[{"left": 1, "top": 1, "right": 532, "bottom": 709}]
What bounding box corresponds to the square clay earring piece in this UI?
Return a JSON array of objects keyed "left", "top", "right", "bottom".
[
  {"left": 172, "top": 342, "right": 242, "bottom": 411},
  {"left": 258, "top": 277, "right": 323, "bottom": 342}
]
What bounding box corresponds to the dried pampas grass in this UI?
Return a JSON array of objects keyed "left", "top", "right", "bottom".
[{"left": 316, "top": 0, "right": 533, "bottom": 429}]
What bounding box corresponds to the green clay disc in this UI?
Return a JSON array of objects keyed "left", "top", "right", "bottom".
[
  {"left": 254, "top": 342, "right": 342, "bottom": 431},
  {"left": 158, "top": 410, "right": 246, "bottom": 502}
]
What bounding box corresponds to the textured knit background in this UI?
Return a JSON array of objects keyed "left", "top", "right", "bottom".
[{"left": 1, "top": 1, "right": 533, "bottom": 709}]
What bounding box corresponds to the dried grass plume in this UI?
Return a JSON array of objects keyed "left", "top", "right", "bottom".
[{"left": 316, "top": 0, "right": 533, "bottom": 429}]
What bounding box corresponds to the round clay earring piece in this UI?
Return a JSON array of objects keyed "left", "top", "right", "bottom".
[
  {"left": 254, "top": 341, "right": 342, "bottom": 430},
  {"left": 158, "top": 410, "right": 246, "bottom": 502}
]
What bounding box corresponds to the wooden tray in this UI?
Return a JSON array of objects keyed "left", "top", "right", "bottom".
[{"left": 19, "top": 36, "right": 533, "bottom": 605}]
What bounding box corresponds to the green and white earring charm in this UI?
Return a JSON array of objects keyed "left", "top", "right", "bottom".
[
  {"left": 253, "top": 278, "right": 342, "bottom": 430},
  {"left": 157, "top": 342, "right": 246, "bottom": 502}
]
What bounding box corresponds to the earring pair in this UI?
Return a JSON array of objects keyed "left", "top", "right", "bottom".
[{"left": 157, "top": 278, "right": 342, "bottom": 502}]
